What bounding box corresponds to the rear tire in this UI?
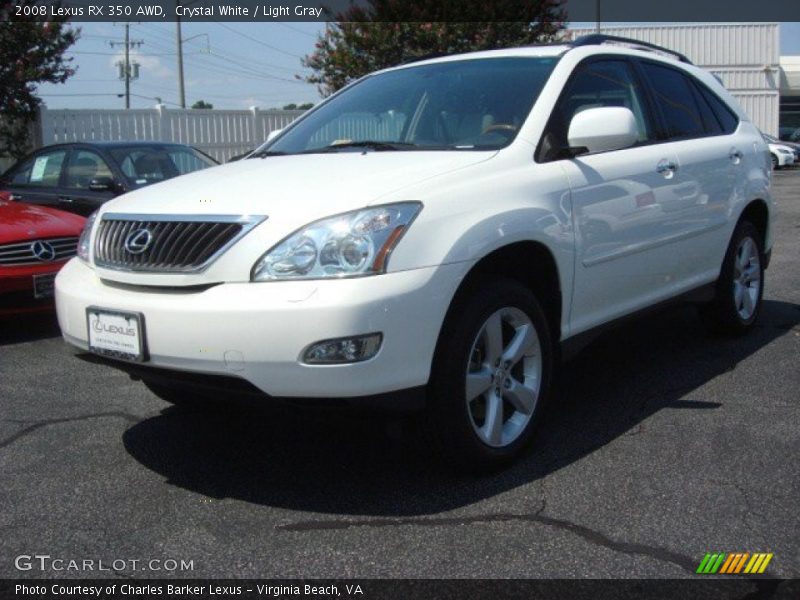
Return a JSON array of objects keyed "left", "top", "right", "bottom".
[
  {"left": 699, "top": 220, "right": 764, "bottom": 336},
  {"left": 425, "top": 278, "right": 554, "bottom": 472}
]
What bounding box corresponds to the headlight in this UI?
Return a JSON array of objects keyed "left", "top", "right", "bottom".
[
  {"left": 77, "top": 211, "right": 97, "bottom": 263},
  {"left": 251, "top": 202, "right": 422, "bottom": 281}
]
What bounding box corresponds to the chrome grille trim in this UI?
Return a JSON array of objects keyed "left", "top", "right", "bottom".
[
  {"left": 93, "top": 213, "right": 266, "bottom": 273},
  {"left": 0, "top": 237, "right": 79, "bottom": 266}
]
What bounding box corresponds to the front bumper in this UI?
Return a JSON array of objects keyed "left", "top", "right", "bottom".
[
  {"left": 55, "top": 259, "right": 466, "bottom": 399},
  {"left": 0, "top": 263, "right": 65, "bottom": 317}
]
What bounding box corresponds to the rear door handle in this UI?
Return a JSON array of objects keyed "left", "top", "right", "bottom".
[
  {"left": 58, "top": 196, "right": 74, "bottom": 203},
  {"left": 656, "top": 159, "right": 678, "bottom": 177},
  {"left": 9, "top": 193, "right": 23, "bottom": 201}
]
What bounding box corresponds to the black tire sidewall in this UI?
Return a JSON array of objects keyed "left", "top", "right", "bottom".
[
  {"left": 711, "top": 221, "right": 765, "bottom": 333},
  {"left": 428, "top": 278, "right": 554, "bottom": 469}
]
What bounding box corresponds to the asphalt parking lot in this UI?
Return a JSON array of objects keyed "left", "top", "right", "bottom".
[{"left": 1, "top": 170, "right": 798, "bottom": 580}]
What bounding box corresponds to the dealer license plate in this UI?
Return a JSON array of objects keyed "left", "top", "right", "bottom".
[
  {"left": 86, "top": 308, "right": 146, "bottom": 362},
  {"left": 33, "top": 273, "right": 56, "bottom": 299}
]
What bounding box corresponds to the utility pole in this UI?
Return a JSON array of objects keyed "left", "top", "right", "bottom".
[
  {"left": 124, "top": 23, "right": 130, "bottom": 108},
  {"left": 174, "top": 2, "right": 209, "bottom": 109},
  {"left": 596, "top": 0, "right": 601, "bottom": 33},
  {"left": 111, "top": 24, "right": 142, "bottom": 109},
  {"left": 176, "top": 0, "right": 186, "bottom": 108}
]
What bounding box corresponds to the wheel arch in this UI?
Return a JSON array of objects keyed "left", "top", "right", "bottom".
[
  {"left": 444, "top": 241, "right": 563, "bottom": 344},
  {"left": 738, "top": 198, "right": 769, "bottom": 249}
]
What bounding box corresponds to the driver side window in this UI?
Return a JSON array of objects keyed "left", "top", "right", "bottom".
[
  {"left": 64, "top": 150, "right": 114, "bottom": 190},
  {"left": 539, "top": 60, "right": 653, "bottom": 162}
]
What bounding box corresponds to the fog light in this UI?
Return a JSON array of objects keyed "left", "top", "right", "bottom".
[{"left": 302, "top": 333, "right": 382, "bottom": 364}]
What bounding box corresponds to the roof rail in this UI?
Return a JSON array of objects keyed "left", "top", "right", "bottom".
[{"left": 570, "top": 34, "right": 693, "bottom": 65}]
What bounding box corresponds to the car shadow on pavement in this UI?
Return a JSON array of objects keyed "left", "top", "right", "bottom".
[
  {"left": 0, "top": 313, "right": 61, "bottom": 346},
  {"left": 121, "top": 299, "right": 800, "bottom": 517}
]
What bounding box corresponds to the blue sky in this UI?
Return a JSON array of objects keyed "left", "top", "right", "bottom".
[{"left": 36, "top": 22, "right": 800, "bottom": 110}]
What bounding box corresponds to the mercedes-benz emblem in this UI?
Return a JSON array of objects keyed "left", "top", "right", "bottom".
[
  {"left": 30, "top": 240, "right": 56, "bottom": 262},
  {"left": 124, "top": 228, "right": 153, "bottom": 254}
]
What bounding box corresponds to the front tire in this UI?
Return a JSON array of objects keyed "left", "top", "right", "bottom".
[
  {"left": 425, "top": 278, "right": 554, "bottom": 472},
  {"left": 700, "top": 220, "right": 764, "bottom": 335}
]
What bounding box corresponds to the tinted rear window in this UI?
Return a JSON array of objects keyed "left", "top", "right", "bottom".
[
  {"left": 694, "top": 82, "right": 739, "bottom": 134},
  {"left": 640, "top": 62, "right": 705, "bottom": 140}
]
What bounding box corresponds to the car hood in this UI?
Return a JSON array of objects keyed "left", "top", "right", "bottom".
[
  {"left": 101, "top": 150, "right": 497, "bottom": 222},
  {"left": 0, "top": 200, "right": 86, "bottom": 244}
]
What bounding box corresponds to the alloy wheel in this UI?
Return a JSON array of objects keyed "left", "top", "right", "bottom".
[
  {"left": 733, "top": 236, "right": 761, "bottom": 320},
  {"left": 464, "top": 307, "right": 542, "bottom": 448}
]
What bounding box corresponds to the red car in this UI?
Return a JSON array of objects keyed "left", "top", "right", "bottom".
[{"left": 0, "top": 194, "right": 85, "bottom": 316}]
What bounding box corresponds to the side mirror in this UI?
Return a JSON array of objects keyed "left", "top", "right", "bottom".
[
  {"left": 567, "top": 107, "right": 639, "bottom": 155},
  {"left": 266, "top": 128, "right": 283, "bottom": 142},
  {"left": 88, "top": 176, "right": 116, "bottom": 192}
]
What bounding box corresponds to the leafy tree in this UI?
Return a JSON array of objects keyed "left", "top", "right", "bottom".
[
  {"left": 303, "top": 1, "right": 565, "bottom": 96},
  {"left": 191, "top": 100, "right": 213, "bottom": 109},
  {"left": 0, "top": 2, "right": 79, "bottom": 158},
  {"left": 297, "top": 102, "right": 314, "bottom": 110},
  {"left": 282, "top": 103, "right": 298, "bottom": 110}
]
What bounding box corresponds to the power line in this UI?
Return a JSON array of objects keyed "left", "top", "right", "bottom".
[
  {"left": 39, "top": 93, "right": 123, "bottom": 97},
  {"left": 206, "top": 50, "right": 303, "bottom": 83},
  {"left": 67, "top": 51, "right": 181, "bottom": 57},
  {"left": 216, "top": 23, "right": 304, "bottom": 59},
  {"left": 138, "top": 23, "right": 310, "bottom": 78},
  {"left": 277, "top": 23, "right": 319, "bottom": 38}
]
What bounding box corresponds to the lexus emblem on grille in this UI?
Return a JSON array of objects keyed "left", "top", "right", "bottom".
[
  {"left": 30, "top": 240, "right": 56, "bottom": 262},
  {"left": 124, "top": 228, "right": 153, "bottom": 254}
]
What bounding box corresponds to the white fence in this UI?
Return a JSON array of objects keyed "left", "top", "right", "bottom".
[{"left": 38, "top": 106, "right": 305, "bottom": 163}]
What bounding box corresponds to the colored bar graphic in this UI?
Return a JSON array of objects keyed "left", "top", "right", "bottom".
[
  {"left": 720, "top": 553, "right": 737, "bottom": 573},
  {"left": 758, "top": 554, "right": 774, "bottom": 574},
  {"left": 697, "top": 553, "right": 712, "bottom": 574},
  {"left": 726, "top": 553, "right": 741, "bottom": 574},
  {"left": 697, "top": 553, "right": 728, "bottom": 574},
  {"left": 701, "top": 552, "right": 774, "bottom": 575},
  {"left": 734, "top": 553, "right": 750, "bottom": 573},
  {"left": 744, "top": 554, "right": 761, "bottom": 574},
  {"left": 720, "top": 553, "right": 740, "bottom": 574},
  {"left": 711, "top": 553, "right": 726, "bottom": 573}
]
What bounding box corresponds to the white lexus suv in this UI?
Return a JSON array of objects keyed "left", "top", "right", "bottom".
[{"left": 56, "top": 35, "right": 773, "bottom": 470}]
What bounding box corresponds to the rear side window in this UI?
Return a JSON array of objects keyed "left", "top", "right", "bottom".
[
  {"left": 694, "top": 83, "right": 739, "bottom": 134},
  {"left": 9, "top": 149, "right": 67, "bottom": 187},
  {"left": 688, "top": 84, "right": 722, "bottom": 135},
  {"left": 640, "top": 62, "right": 705, "bottom": 140}
]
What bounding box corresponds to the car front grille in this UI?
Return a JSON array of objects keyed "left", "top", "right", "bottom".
[
  {"left": 93, "top": 213, "right": 265, "bottom": 273},
  {"left": 0, "top": 237, "right": 79, "bottom": 266}
]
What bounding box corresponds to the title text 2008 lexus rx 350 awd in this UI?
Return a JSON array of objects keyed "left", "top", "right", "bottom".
[{"left": 56, "top": 36, "right": 773, "bottom": 470}]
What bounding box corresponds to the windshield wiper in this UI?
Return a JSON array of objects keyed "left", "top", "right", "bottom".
[
  {"left": 251, "top": 150, "right": 287, "bottom": 158},
  {"left": 303, "top": 140, "right": 420, "bottom": 153}
]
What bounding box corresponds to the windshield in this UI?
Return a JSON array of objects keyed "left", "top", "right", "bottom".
[
  {"left": 260, "top": 56, "right": 558, "bottom": 155},
  {"left": 109, "top": 146, "right": 217, "bottom": 188}
]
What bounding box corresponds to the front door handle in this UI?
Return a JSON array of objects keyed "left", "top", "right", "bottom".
[
  {"left": 656, "top": 159, "right": 678, "bottom": 177},
  {"left": 9, "top": 193, "right": 23, "bottom": 201},
  {"left": 58, "top": 196, "right": 74, "bottom": 203},
  {"left": 729, "top": 148, "right": 743, "bottom": 164}
]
